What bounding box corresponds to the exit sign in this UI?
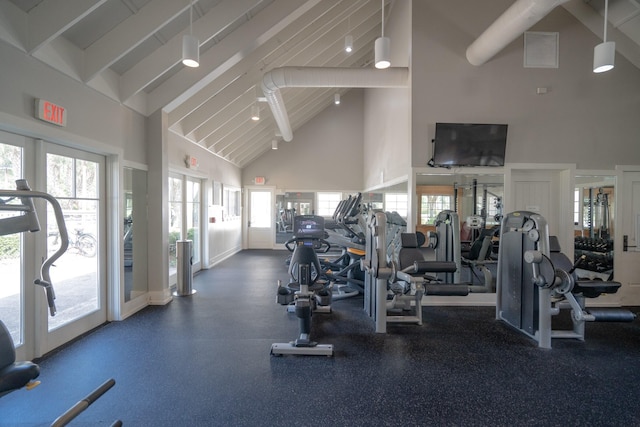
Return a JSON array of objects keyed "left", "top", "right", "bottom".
[{"left": 35, "top": 98, "right": 67, "bottom": 127}]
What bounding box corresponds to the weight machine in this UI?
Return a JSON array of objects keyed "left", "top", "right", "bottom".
[
  {"left": 362, "top": 211, "right": 463, "bottom": 333},
  {"left": 496, "top": 211, "right": 635, "bottom": 349}
]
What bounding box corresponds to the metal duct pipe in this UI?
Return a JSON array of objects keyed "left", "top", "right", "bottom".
[
  {"left": 466, "top": 0, "right": 569, "bottom": 66},
  {"left": 262, "top": 66, "right": 409, "bottom": 142}
]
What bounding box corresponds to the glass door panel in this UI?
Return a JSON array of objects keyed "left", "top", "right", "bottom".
[
  {"left": 186, "top": 178, "right": 200, "bottom": 269},
  {"left": 247, "top": 188, "right": 274, "bottom": 249},
  {"left": 46, "top": 153, "right": 100, "bottom": 331},
  {"left": 168, "top": 176, "right": 183, "bottom": 279},
  {"left": 0, "top": 142, "right": 23, "bottom": 345}
]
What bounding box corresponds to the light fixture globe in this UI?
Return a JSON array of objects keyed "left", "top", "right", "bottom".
[
  {"left": 182, "top": 34, "right": 199, "bottom": 68},
  {"left": 593, "top": 41, "right": 615, "bottom": 73},
  {"left": 375, "top": 36, "right": 390, "bottom": 69}
]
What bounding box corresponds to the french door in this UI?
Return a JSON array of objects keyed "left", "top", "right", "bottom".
[
  {"left": 616, "top": 169, "right": 640, "bottom": 305},
  {"left": 0, "top": 132, "right": 106, "bottom": 360},
  {"left": 168, "top": 173, "right": 202, "bottom": 285},
  {"left": 246, "top": 187, "right": 274, "bottom": 249}
]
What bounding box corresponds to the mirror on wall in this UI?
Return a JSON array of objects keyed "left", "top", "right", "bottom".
[
  {"left": 362, "top": 181, "right": 408, "bottom": 217},
  {"left": 123, "top": 167, "right": 148, "bottom": 302},
  {"left": 574, "top": 175, "right": 615, "bottom": 280},
  {"left": 415, "top": 172, "right": 504, "bottom": 291},
  {"left": 275, "top": 192, "right": 314, "bottom": 244}
]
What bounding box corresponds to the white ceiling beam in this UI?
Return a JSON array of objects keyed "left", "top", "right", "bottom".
[
  {"left": 184, "top": 0, "right": 377, "bottom": 140},
  {"left": 31, "top": 35, "right": 84, "bottom": 81},
  {"left": 181, "top": 0, "right": 360, "bottom": 138},
  {"left": 208, "top": 25, "right": 376, "bottom": 153},
  {"left": 207, "top": 35, "right": 374, "bottom": 159},
  {"left": 151, "top": 0, "right": 324, "bottom": 115},
  {"left": 118, "top": 0, "right": 262, "bottom": 105},
  {"left": 84, "top": 0, "right": 189, "bottom": 82},
  {"left": 27, "top": 0, "right": 107, "bottom": 53},
  {"left": 170, "top": 0, "right": 351, "bottom": 131},
  {"left": 0, "top": 1, "right": 27, "bottom": 50}
]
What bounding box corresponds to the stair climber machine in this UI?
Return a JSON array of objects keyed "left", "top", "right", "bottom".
[
  {"left": 271, "top": 215, "right": 334, "bottom": 356},
  {"left": 0, "top": 180, "right": 120, "bottom": 425},
  {"left": 495, "top": 211, "right": 636, "bottom": 349}
]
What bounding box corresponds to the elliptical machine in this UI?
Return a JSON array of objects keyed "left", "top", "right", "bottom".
[{"left": 271, "top": 215, "right": 334, "bottom": 356}]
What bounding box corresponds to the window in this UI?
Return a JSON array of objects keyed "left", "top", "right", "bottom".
[
  {"left": 317, "top": 192, "right": 342, "bottom": 217},
  {"left": 385, "top": 193, "right": 408, "bottom": 218},
  {"left": 420, "top": 194, "right": 452, "bottom": 225},
  {"left": 223, "top": 187, "right": 240, "bottom": 220},
  {"left": 574, "top": 189, "right": 581, "bottom": 225}
]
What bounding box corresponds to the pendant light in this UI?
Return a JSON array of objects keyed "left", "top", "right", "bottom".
[
  {"left": 182, "top": 0, "right": 199, "bottom": 68},
  {"left": 344, "top": 14, "right": 353, "bottom": 53},
  {"left": 272, "top": 139, "right": 278, "bottom": 150},
  {"left": 375, "top": 0, "right": 390, "bottom": 69},
  {"left": 334, "top": 93, "right": 341, "bottom": 105},
  {"left": 593, "top": 0, "right": 614, "bottom": 73},
  {"left": 251, "top": 103, "right": 260, "bottom": 121}
]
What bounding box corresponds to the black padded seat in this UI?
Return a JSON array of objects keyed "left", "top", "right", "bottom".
[
  {"left": 0, "top": 320, "right": 40, "bottom": 396},
  {"left": 398, "top": 233, "right": 425, "bottom": 271},
  {"left": 573, "top": 280, "right": 621, "bottom": 298}
]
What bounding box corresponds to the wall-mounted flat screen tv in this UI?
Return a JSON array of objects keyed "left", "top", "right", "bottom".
[{"left": 432, "top": 123, "right": 508, "bottom": 167}]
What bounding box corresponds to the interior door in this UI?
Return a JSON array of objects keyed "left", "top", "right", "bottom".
[
  {"left": 247, "top": 187, "right": 274, "bottom": 249},
  {"left": 616, "top": 170, "right": 640, "bottom": 305}
]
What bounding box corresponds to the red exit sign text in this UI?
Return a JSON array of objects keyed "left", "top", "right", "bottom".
[{"left": 35, "top": 99, "right": 67, "bottom": 127}]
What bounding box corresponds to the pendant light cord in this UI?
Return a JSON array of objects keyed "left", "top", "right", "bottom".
[
  {"left": 381, "top": 0, "right": 384, "bottom": 38},
  {"left": 190, "top": 0, "right": 194, "bottom": 37},
  {"left": 603, "top": 0, "right": 608, "bottom": 43}
]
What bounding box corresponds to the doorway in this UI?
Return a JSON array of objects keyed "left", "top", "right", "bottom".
[
  {"left": 0, "top": 132, "right": 107, "bottom": 360},
  {"left": 246, "top": 187, "right": 274, "bottom": 249}
]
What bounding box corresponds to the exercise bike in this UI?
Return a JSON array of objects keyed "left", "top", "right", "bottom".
[{"left": 271, "top": 215, "right": 334, "bottom": 356}]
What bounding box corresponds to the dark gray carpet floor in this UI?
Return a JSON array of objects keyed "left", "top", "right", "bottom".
[{"left": 1, "top": 249, "right": 640, "bottom": 426}]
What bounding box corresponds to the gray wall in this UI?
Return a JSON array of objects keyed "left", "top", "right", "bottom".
[
  {"left": 242, "top": 89, "right": 364, "bottom": 191},
  {"left": 411, "top": 1, "right": 640, "bottom": 169}
]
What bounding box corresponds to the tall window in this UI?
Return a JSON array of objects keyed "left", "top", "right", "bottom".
[
  {"left": 420, "top": 194, "right": 452, "bottom": 225},
  {"left": 574, "top": 189, "right": 581, "bottom": 225},
  {"left": 186, "top": 179, "right": 200, "bottom": 266},
  {"left": 385, "top": 193, "right": 408, "bottom": 218},
  {"left": 168, "top": 176, "right": 183, "bottom": 275},
  {"left": 46, "top": 153, "right": 100, "bottom": 331},
  {"left": 0, "top": 143, "right": 23, "bottom": 344},
  {"left": 168, "top": 175, "right": 202, "bottom": 277},
  {"left": 317, "top": 192, "right": 342, "bottom": 217}
]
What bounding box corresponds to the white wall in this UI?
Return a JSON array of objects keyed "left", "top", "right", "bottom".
[
  {"left": 167, "top": 130, "right": 243, "bottom": 266},
  {"left": 362, "top": 0, "right": 412, "bottom": 190},
  {"left": 0, "top": 42, "right": 145, "bottom": 162},
  {"left": 411, "top": 1, "right": 640, "bottom": 169},
  {"left": 242, "top": 89, "right": 364, "bottom": 191}
]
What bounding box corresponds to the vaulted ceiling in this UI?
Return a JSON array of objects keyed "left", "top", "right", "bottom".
[{"left": 1, "top": 0, "right": 639, "bottom": 168}]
